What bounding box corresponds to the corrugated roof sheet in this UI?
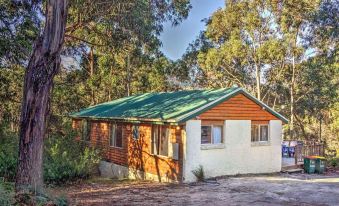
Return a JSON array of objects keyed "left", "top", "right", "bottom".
[
  {"left": 70, "top": 87, "right": 288, "bottom": 123},
  {"left": 70, "top": 87, "right": 238, "bottom": 122}
]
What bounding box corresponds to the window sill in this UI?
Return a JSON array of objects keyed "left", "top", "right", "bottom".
[
  {"left": 109, "top": 146, "right": 124, "bottom": 149},
  {"left": 151, "top": 154, "right": 175, "bottom": 160},
  {"left": 201, "top": 144, "right": 225, "bottom": 150},
  {"left": 251, "top": 141, "right": 270, "bottom": 147}
]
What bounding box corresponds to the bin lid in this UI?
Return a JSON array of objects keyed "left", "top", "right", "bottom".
[{"left": 306, "top": 156, "right": 325, "bottom": 160}]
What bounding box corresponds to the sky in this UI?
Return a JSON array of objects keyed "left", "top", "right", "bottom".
[{"left": 159, "top": 0, "right": 224, "bottom": 61}]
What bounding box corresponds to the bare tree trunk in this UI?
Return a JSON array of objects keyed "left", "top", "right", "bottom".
[
  {"left": 290, "top": 52, "right": 295, "bottom": 139},
  {"left": 16, "top": 0, "right": 68, "bottom": 194},
  {"left": 126, "top": 54, "right": 131, "bottom": 96},
  {"left": 255, "top": 63, "right": 261, "bottom": 100},
  {"left": 89, "top": 47, "right": 95, "bottom": 104},
  {"left": 289, "top": 26, "right": 300, "bottom": 140}
]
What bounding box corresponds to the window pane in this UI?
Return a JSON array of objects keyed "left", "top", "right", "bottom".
[
  {"left": 110, "top": 124, "right": 116, "bottom": 146},
  {"left": 260, "top": 125, "right": 268, "bottom": 141},
  {"left": 116, "top": 125, "right": 123, "bottom": 147},
  {"left": 159, "top": 126, "right": 169, "bottom": 156},
  {"left": 201, "top": 126, "right": 211, "bottom": 144},
  {"left": 213, "top": 126, "right": 222, "bottom": 144},
  {"left": 251, "top": 125, "right": 259, "bottom": 142},
  {"left": 152, "top": 125, "right": 159, "bottom": 155},
  {"left": 132, "top": 125, "right": 139, "bottom": 140},
  {"left": 83, "top": 120, "right": 91, "bottom": 141}
]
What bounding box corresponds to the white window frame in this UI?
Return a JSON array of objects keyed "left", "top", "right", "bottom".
[
  {"left": 201, "top": 125, "right": 224, "bottom": 145},
  {"left": 151, "top": 125, "right": 170, "bottom": 157},
  {"left": 251, "top": 124, "right": 269, "bottom": 143},
  {"left": 110, "top": 123, "right": 123, "bottom": 148}
]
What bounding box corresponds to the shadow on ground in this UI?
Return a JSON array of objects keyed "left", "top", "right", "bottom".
[{"left": 49, "top": 173, "right": 339, "bottom": 206}]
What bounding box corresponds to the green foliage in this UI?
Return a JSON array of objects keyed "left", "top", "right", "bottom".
[
  {"left": 44, "top": 127, "right": 101, "bottom": 185},
  {"left": 0, "top": 125, "right": 18, "bottom": 181},
  {"left": 54, "top": 195, "right": 68, "bottom": 206},
  {"left": 328, "top": 157, "right": 339, "bottom": 168},
  {"left": 192, "top": 165, "right": 205, "bottom": 182},
  {"left": 0, "top": 181, "right": 14, "bottom": 206},
  {"left": 0, "top": 122, "right": 100, "bottom": 186},
  {"left": 0, "top": 0, "right": 40, "bottom": 66}
]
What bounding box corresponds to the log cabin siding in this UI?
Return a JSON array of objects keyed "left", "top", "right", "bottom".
[
  {"left": 198, "top": 94, "right": 279, "bottom": 121},
  {"left": 72, "top": 119, "right": 182, "bottom": 181}
]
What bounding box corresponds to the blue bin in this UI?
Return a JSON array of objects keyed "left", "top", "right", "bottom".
[
  {"left": 282, "top": 146, "right": 289, "bottom": 157},
  {"left": 288, "top": 147, "right": 295, "bottom": 157}
]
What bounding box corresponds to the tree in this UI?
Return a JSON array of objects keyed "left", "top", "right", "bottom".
[
  {"left": 197, "top": 0, "right": 287, "bottom": 99},
  {"left": 16, "top": 0, "right": 68, "bottom": 193},
  {"left": 15, "top": 0, "right": 191, "bottom": 194},
  {"left": 270, "top": 0, "right": 321, "bottom": 138}
]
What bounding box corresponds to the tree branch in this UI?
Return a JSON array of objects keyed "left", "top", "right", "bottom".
[{"left": 65, "top": 34, "right": 105, "bottom": 47}]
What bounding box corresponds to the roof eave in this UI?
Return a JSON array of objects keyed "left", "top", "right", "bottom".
[{"left": 69, "top": 115, "right": 179, "bottom": 125}]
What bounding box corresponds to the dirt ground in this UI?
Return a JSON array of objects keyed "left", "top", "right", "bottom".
[{"left": 50, "top": 173, "right": 339, "bottom": 206}]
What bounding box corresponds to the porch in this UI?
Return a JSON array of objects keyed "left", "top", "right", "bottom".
[{"left": 281, "top": 141, "right": 325, "bottom": 171}]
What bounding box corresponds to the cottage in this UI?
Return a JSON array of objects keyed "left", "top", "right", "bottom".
[{"left": 71, "top": 86, "right": 288, "bottom": 182}]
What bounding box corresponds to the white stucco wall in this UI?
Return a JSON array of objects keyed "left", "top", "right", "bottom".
[
  {"left": 183, "top": 120, "right": 202, "bottom": 182},
  {"left": 183, "top": 120, "right": 282, "bottom": 182}
]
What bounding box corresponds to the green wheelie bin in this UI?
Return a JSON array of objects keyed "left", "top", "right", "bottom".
[
  {"left": 314, "top": 156, "right": 326, "bottom": 174},
  {"left": 304, "top": 156, "right": 316, "bottom": 174}
]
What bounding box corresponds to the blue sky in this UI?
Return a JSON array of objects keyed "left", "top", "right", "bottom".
[{"left": 159, "top": 0, "right": 224, "bottom": 61}]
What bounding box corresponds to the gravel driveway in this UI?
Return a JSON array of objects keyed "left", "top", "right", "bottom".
[{"left": 53, "top": 173, "right": 339, "bottom": 206}]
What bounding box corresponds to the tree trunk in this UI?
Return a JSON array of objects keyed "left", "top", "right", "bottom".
[
  {"left": 290, "top": 51, "right": 295, "bottom": 139},
  {"left": 289, "top": 26, "right": 300, "bottom": 140},
  {"left": 126, "top": 54, "right": 131, "bottom": 96},
  {"left": 89, "top": 47, "right": 95, "bottom": 105},
  {"left": 16, "top": 0, "right": 68, "bottom": 194},
  {"left": 255, "top": 63, "right": 261, "bottom": 100}
]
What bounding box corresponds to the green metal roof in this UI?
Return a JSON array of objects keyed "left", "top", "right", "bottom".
[{"left": 70, "top": 87, "right": 288, "bottom": 124}]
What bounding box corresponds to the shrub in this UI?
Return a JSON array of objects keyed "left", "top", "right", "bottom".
[
  {"left": 329, "top": 157, "right": 339, "bottom": 168},
  {"left": 0, "top": 181, "right": 14, "bottom": 206},
  {"left": 0, "top": 123, "right": 100, "bottom": 185},
  {"left": 0, "top": 126, "right": 18, "bottom": 181},
  {"left": 44, "top": 127, "right": 101, "bottom": 185},
  {"left": 192, "top": 165, "right": 205, "bottom": 182}
]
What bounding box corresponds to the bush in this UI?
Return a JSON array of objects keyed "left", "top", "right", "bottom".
[
  {"left": 192, "top": 165, "right": 205, "bottom": 182},
  {"left": 0, "top": 181, "right": 14, "bottom": 206},
  {"left": 0, "top": 123, "right": 101, "bottom": 185},
  {"left": 44, "top": 127, "right": 101, "bottom": 185},
  {"left": 329, "top": 157, "right": 339, "bottom": 168},
  {"left": 0, "top": 126, "right": 18, "bottom": 181}
]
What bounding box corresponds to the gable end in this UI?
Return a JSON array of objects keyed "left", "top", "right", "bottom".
[{"left": 176, "top": 89, "right": 288, "bottom": 123}]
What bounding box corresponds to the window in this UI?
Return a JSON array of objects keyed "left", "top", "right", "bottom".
[
  {"left": 251, "top": 124, "right": 269, "bottom": 142},
  {"left": 201, "top": 125, "right": 223, "bottom": 144},
  {"left": 110, "top": 123, "right": 123, "bottom": 148},
  {"left": 132, "top": 125, "right": 140, "bottom": 140},
  {"left": 152, "top": 125, "right": 169, "bottom": 156},
  {"left": 82, "top": 120, "right": 91, "bottom": 141}
]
